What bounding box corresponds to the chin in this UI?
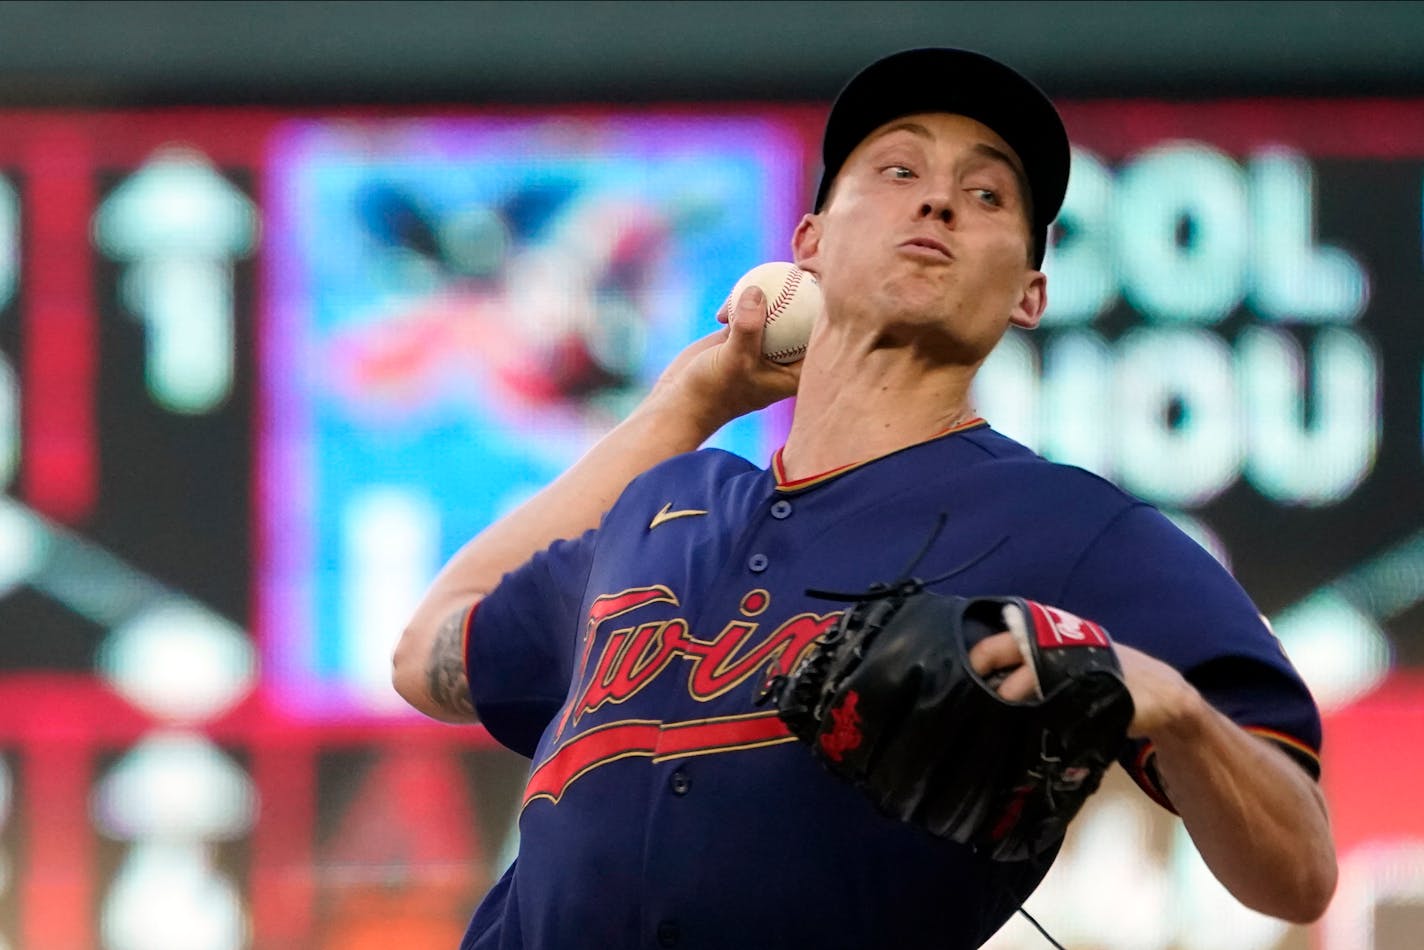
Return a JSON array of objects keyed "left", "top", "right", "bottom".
[{"left": 877, "top": 273, "right": 952, "bottom": 317}]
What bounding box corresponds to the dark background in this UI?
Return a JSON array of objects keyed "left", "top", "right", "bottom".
[{"left": 1, "top": 1, "right": 1422, "bottom": 107}]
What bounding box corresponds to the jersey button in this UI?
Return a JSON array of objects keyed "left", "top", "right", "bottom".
[
  {"left": 747, "top": 553, "right": 769, "bottom": 573},
  {"left": 669, "top": 769, "right": 691, "bottom": 795},
  {"left": 656, "top": 920, "right": 680, "bottom": 947},
  {"left": 770, "top": 499, "right": 793, "bottom": 519}
]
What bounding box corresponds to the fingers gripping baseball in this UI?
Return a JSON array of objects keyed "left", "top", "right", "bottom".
[
  {"left": 720, "top": 262, "right": 819, "bottom": 364},
  {"left": 712, "top": 286, "right": 803, "bottom": 402},
  {"left": 647, "top": 286, "right": 800, "bottom": 428},
  {"left": 719, "top": 286, "right": 770, "bottom": 365}
]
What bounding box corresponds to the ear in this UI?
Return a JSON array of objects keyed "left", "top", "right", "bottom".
[
  {"left": 791, "top": 213, "right": 822, "bottom": 273},
  {"left": 1008, "top": 271, "right": 1048, "bottom": 330}
]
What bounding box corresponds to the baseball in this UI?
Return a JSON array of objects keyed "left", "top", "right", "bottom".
[{"left": 724, "top": 261, "right": 822, "bottom": 364}]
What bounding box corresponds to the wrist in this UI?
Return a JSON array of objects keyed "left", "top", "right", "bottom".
[
  {"left": 642, "top": 355, "right": 767, "bottom": 435},
  {"left": 626, "top": 389, "right": 728, "bottom": 451},
  {"left": 1141, "top": 676, "right": 1210, "bottom": 748}
]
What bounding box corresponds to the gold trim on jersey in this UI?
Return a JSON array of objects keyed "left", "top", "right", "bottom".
[{"left": 771, "top": 417, "right": 988, "bottom": 493}]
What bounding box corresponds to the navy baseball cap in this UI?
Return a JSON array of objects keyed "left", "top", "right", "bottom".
[{"left": 813, "top": 48, "right": 1070, "bottom": 268}]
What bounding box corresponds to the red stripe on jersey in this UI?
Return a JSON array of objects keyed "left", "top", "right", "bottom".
[
  {"left": 524, "top": 720, "right": 663, "bottom": 806},
  {"left": 772, "top": 418, "right": 986, "bottom": 492},
  {"left": 523, "top": 712, "right": 793, "bottom": 806},
  {"left": 460, "top": 599, "right": 481, "bottom": 680},
  {"left": 653, "top": 711, "right": 792, "bottom": 759},
  {"left": 1245, "top": 726, "right": 1322, "bottom": 766}
]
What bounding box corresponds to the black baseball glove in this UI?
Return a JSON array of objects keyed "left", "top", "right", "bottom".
[{"left": 765, "top": 582, "right": 1134, "bottom": 861}]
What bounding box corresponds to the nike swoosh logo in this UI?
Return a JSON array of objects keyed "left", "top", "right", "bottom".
[{"left": 649, "top": 502, "right": 709, "bottom": 530}]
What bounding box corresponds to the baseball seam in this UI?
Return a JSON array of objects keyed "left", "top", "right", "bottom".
[
  {"left": 765, "top": 343, "right": 807, "bottom": 362},
  {"left": 765, "top": 268, "right": 809, "bottom": 361},
  {"left": 764, "top": 266, "right": 801, "bottom": 327},
  {"left": 723, "top": 266, "right": 812, "bottom": 362}
]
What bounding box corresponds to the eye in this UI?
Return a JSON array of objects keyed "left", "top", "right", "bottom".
[
  {"left": 881, "top": 164, "right": 916, "bottom": 180},
  {"left": 970, "top": 187, "right": 1001, "bottom": 206}
]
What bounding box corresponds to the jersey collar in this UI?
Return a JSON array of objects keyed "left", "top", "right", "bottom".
[{"left": 771, "top": 417, "right": 987, "bottom": 494}]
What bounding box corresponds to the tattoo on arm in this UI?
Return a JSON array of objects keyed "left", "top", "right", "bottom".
[{"left": 427, "top": 607, "right": 476, "bottom": 719}]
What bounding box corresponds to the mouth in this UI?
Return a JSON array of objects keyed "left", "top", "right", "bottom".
[{"left": 898, "top": 237, "right": 953, "bottom": 261}]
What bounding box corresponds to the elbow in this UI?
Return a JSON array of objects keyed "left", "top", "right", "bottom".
[
  {"left": 1287, "top": 802, "right": 1340, "bottom": 924},
  {"left": 1255, "top": 840, "right": 1337, "bottom": 925},
  {"left": 390, "top": 610, "right": 479, "bottom": 724},
  {"left": 1285, "top": 851, "right": 1338, "bottom": 924},
  {"left": 390, "top": 623, "right": 428, "bottom": 710}
]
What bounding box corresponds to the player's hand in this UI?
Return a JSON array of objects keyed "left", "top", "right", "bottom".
[
  {"left": 971, "top": 634, "right": 1201, "bottom": 740},
  {"left": 647, "top": 286, "right": 801, "bottom": 429},
  {"left": 1112, "top": 643, "right": 1202, "bottom": 740},
  {"left": 968, "top": 631, "right": 1040, "bottom": 702}
]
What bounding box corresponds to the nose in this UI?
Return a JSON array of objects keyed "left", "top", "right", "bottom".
[{"left": 917, "top": 189, "right": 955, "bottom": 225}]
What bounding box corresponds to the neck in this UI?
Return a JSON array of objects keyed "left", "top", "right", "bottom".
[{"left": 779, "top": 325, "right": 981, "bottom": 482}]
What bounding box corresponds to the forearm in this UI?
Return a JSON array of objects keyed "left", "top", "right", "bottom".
[{"left": 1149, "top": 691, "right": 1337, "bottom": 922}]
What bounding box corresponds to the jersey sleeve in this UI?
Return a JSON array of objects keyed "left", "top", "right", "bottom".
[
  {"left": 465, "top": 528, "right": 597, "bottom": 758},
  {"left": 1054, "top": 503, "right": 1323, "bottom": 807}
]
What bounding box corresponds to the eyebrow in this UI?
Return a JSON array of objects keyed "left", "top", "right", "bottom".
[
  {"left": 869, "top": 120, "right": 934, "bottom": 143},
  {"left": 870, "top": 124, "right": 1027, "bottom": 186},
  {"left": 969, "top": 142, "right": 1026, "bottom": 180},
  {"left": 867, "top": 121, "right": 1035, "bottom": 218}
]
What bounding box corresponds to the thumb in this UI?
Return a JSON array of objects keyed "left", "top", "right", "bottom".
[{"left": 725, "top": 285, "right": 767, "bottom": 356}]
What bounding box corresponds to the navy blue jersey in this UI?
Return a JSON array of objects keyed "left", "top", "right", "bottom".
[{"left": 461, "top": 421, "right": 1321, "bottom": 949}]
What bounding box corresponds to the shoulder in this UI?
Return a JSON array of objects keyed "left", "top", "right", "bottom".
[
  {"left": 643, "top": 446, "right": 759, "bottom": 479},
  {"left": 956, "top": 425, "right": 1144, "bottom": 520},
  {"left": 956, "top": 424, "right": 1042, "bottom": 461},
  {"left": 621, "top": 447, "right": 759, "bottom": 496}
]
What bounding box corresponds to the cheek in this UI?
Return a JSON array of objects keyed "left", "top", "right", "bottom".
[
  {"left": 971, "top": 237, "right": 1034, "bottom": 297},
  {"left": 813, "top": 222, "right": 875, "bottom": 288}
]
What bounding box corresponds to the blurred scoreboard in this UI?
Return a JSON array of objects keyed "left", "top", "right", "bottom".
[
  {"left": 0, "top": 99, "right": 1419, "bottom": 948},
  {"left": 0, "top": 105, "right": 813, "bottom": 950}
]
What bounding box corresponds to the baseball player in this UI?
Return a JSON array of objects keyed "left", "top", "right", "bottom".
[{"left": 393, "top": 48, "right": 1336, "bottom": 949}]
